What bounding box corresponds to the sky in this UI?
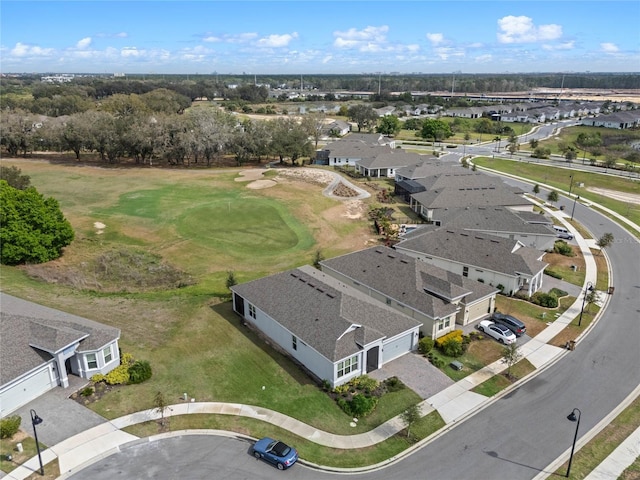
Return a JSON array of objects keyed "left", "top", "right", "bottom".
[{"left": 1, "top": 1, "right": 639, "bottom": 75}]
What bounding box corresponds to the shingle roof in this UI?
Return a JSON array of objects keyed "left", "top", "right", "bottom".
[
  {"left": 395, "top": 228, "right": 547, "bottom": 277},
  {"left": 357, "top": 151, "right": 425, "bottom": 169},
  {"left": 231, "top": 265, "right": 420, "bottom": 362},
  {"left": 395, "top": 161, "right": 468, "bottom": 180},
  {"left": 321, "top": 247, "right": 498, "bottom": 318},
  {"left": 325, "top": 142, "right": 390, "bottom": 159},
  {"left": 0, "top": 293, "right": 120, "bottom": 385},
  {"left": 435, "top": 207, "right": 557, "bottom": 236},
  {"left": 411, "top": 184, "right": 528, "bottom": 209}
]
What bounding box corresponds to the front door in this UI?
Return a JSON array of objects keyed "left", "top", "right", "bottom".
[{"left": 366, "top": 347, "right": 379, "bottom": 373}]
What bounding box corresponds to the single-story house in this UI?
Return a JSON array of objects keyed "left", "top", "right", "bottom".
[
  {"left": 231, "top": 265, "right": 421, "bottom": 387},
  {"left": 580, "top": 111, "right": 640, "bottom": 129},
  {"left": 321, "top": 247, "right": 498, "bottom": 337},
  {"left": 325, "top": 120, "right": 351, "bottom": 137},
  {"left": 0, "top": 293, "right": 121, "bottom": 417},
  {"left": 355, "top": 151, "right": 425, "bottom": 178},
  {"left": 394, "top": 228, "right": 548, "bottom": 297}
]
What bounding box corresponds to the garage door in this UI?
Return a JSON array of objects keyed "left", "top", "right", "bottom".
[
  {"left": 382, "top": 333, "right": 414, "bottom": 363},
  {"left": 0, "top": 365, "right": 56, "bottom": 417},
  {"left": 466, "top": 298, "right": 492, "bottom": 325}
]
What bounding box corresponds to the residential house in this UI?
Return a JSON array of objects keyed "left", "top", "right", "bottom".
[
  {"left": 321, "top": 247, "right": 498, "bottom": 337},
  {"left": 374, "top": 106, "right": 396, "bottom": 117},
  {"left": 0, "top": 293, "right": 121, "bottom": 417},
  {"left": 581, "top": 111, "right": 640, "bottom": 129},
  {"left": 325, "top": 120, "right": 351, "bottom": 137},
  {"left": 355, "top": 151, "right": 425, "bottom": 178},
  {"left": 314, "top": 133, "right": 395, "bottom": 166},
  {"left": 231, "top": 265, "right": 421, "bottom": 387},
  {"left": 394, "top": 228, "right": 548, "bottom": 297}
]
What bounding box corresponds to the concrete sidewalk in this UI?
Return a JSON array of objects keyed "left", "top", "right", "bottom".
[
  {"left": 4, "top": 202, "right": 638, "bottom": 479},
  {"left": 584, "top": 425, "right": 640, "bottom": 480}
]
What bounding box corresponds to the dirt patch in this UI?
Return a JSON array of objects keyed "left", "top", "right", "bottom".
[
  {"left": 247, "top": 179, "right": 277, "bottom": 189},
  {"left": 234, "top": 169, "right": 268, "bottom": 182},
  {"left": 586, "top": 187, "right": 640, "bottom": 205},
  {"left": 544, "top": 245, "right": 585, "bottom": 270},
  {"left": 275, "top": 168, "right": 334, "bottom": 186}
]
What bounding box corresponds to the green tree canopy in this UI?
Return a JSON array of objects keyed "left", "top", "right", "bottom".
[
  {"left": 376, "top": 115, "right": 401, "bottom": 136},
  {"left": 420, "top": 119, "right": 453, "bottom": 143},
  {"left": 0, "top": 180, "right": 75, "bottom": 265},
  {"left": 347, "top": 104, "right": 378, "bottom": 132}
]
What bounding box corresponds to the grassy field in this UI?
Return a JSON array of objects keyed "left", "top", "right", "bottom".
[{"left": 473, "top": 157, "right": 640, "bottom": 234}]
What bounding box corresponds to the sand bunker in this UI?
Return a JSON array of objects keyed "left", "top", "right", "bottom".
[
  {"left": 586, "top": 187, "right": 640, "bottom": 205},
  {"left": 247, "top": 179, "right": 277, "bottom": 189}
]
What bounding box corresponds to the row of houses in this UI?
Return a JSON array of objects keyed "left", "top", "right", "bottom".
[
  {"left": 232, "top": 133, "right": 558, "bottom": 387},
  {"left": 580, "top": 110, "right": 640, "bottom": 129}
]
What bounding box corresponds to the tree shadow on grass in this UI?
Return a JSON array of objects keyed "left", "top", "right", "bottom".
[{"left": 210, "top": 302, "right": 319, "bottom": 389}]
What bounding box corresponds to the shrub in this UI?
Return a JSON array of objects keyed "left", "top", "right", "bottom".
[
  {"left": 0, "top": 415, "right": 21, "bottom": 439},
  {"left": 418, "top": 337, "right": 435, "bottom": 355},
  {"left": 435, "top": 329, "right": 463, "bottom": 348},
  {"left": 531, "top": 292, "right": 558, "bottom": 308},
  {"left": 80, "top": 386, "right": 95, "bottom": 397},
  {"left": 553, "top": 240, "right": 574, "bottom": 256},
  {"left": 441, "top": 337, "right": 464, "bottom": 357},
  {"left": 104, "top": 364, "right": 130, "bottom": 385},
  {"left": 384, "top": 376, "right": 405, "bottom": 393},
  {"left": 430, "top": 356, "right": 445, "bottom": 368},
  {"left": 348, "top": 375, "right": 379, "bottom": 392},
  {"left": 128, "top": 360, "right": 152, "bottom": 384},
  {"left": 338, "top": 394, "right": 378, "bottom": 418},
  {"left": 496, "top": 284, "right": 505, "bottom": 293},
  {"left": 544, "top": 268, "right": 563, "bottom": 279},
  {"left": 550, "top": 287, "right": 568, "bottom": 298},
  {"left": 91, "top": 373, "right": 105, "bottom": 383}
]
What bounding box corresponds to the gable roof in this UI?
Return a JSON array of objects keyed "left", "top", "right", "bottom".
[
  {"left": 357, "top": 151, "right": 425, "bottom": 169},
  {"left": 434, "top": 206, "right": 557, "bottom": 236},
  {"left": 321, "top": 247, "right": 498, "bottom": 318},
  {"left": 411, "top": 184, "right": 528, "bottom": 209},
  {"left": 231, "top": 265, "right": 420, "bottom": 362},
  {"left": 324, "top": 142, "right": 390, "bottom": 159},
  {"left": 395, "top": 228, "right": 548, "bottom": 277},
  {"left": 395, "top": 161, "right": 468, "bottom": 180},
  {"left": 0, "top": 293, "right": 121, "bottom": 385}
]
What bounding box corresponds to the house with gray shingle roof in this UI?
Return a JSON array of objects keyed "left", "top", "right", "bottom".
[
  {"left": 0, "top": 293, "right": 121, "bottom": 417},
  {"left": 355, "top": 151, "right": 425, "bottom": 178},
  {"left": 394, "top": 228, "right": 548, "bottom": 297},
  {"left": 231, "top": 265, "right": 421, "bottom": 387},
  {"left": 321, "top": 247, "right": 498, "bottom": 338},
  {"left": 419, "top": 206, "right": 557, "bottom": 250}
]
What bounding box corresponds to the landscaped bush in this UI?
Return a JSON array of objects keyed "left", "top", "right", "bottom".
[
  {"left": 128, "top": 360, "right": 153, "bottom": 384},
  {"left": 104, "top": 364, "right": 130, "bottom": 385},
  {"left": 531, "top": 292, "right": 559, "bottom": 308},
  {"left": 418, "top": 337, "right": 435, "bottom": 355},
  {"left": 435, "top": 329, "right": 463, "bottom": 348},
  {"left": 441, "top": 337, "right": 464, "bottom": 357},
  {"left": 80, "top": 386, "right": 95, "bottom": 397},
  {"left": 544, "top": 268, "right": 563, "bottom": 279},
  {"left": 384, "top": 376, "right": 405, "bottom": 393},
  {"left": 91, "top": 373, "right": 105, "bottom": 383},
  {"left": 337, "top": 393, "right": 379, "bottom": 418},
  {"left": 554, "top": 240, "right": 575, "bottom": 256},
  {"left": 428, "top": 353, "right": 446, "bottom": 369},
  {"left": 550, "top": 287, "right": 568, "bottom": 298},
  {"left": 0, "top": 415, "right": 21, "bottom": 439}
]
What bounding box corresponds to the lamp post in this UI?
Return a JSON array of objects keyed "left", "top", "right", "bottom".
[
  {"left": 566, "top": 408, "right": 581, "bottom": 477},
  {"left": 578, "top": 282, "right": 594, "bottom": 327},
  {"left": 30, "top": 409, "right": 44, "bottom": 475},
  {"left": 570, "top": 195, "right": 580, "bottom": 221},
  {"left": 568, "top": 175, "right": 574, "bottom": 197}
]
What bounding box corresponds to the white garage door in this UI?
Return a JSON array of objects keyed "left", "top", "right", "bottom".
[
  {"left": 382, "top": 333, "right": 414, "bottom": 363},
  {"left": 466, "top": 298, "right": 492, "bottom": 325},
  {"left": 0, "top": 365, "right": 56, "bottom": 417}
]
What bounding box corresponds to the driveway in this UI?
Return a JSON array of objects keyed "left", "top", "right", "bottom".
[
  {"left": 367, "top": 351, "right": 454, "bottom": 399},
  {"left": 12, "top": 376, "right": 107, "bottom": 447}
]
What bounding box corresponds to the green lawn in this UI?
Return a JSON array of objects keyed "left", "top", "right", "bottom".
[
  {"left": 473, "top": 157, "right": 640, "bottom": 235},
  {"left": 472, "top": 359, "right": 536, "bottom": 397}
]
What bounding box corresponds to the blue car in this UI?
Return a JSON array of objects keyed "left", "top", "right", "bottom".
[{"left": 252, "top": 437, "right": 298, "bottom": 470}]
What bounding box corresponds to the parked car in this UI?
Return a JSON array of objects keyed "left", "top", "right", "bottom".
[
  {"left": 252, "top": 437, "right": 298, "bottom": 470},
  {"left": 491, "top": 312, "right": 527, "bottom": 337},
  {"left": 477, "top": 320, "right": 517, "bottom": 344}
]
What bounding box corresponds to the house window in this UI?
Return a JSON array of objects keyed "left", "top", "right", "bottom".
[
  {"left": 462, "top": 266, "right": 469, "bottom": 277},
  {"left": 103, "top": 345, "right": 113, "bottom": 364},
  {"left": 292, "top": 335, "right": 297, "bottom": 351},
  {"left": 444, "top": 318, "right": 451, "bottom": 328},
  {"left": 248, "top": 304, "right": 256, "bottom": 319},
  {"left": 86, "top": 353, "right": 98, "bottom": 369},
  {"left": 337, "top": 355, "right": 359, "bottom": 378}
]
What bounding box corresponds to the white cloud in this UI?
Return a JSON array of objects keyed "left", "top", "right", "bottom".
[
  {"left": 333, "top": 25, "right": 389, "bottom": 50},
  {"left": 121, "top": 47, "right": 143, "bottom": 58},
  {"left": 406, "top": 44, "right": 420, "bottom": 53},
  {"left": 600, "top": 42, "right": 619, "bottom": 53},
  {"left": 203, "top": 32, "right": 258, "bottom": 43},
  {"left": 426, "top": 33, "right": 444, "bottom": 45},
  {"left": 76, "top": 37, "right": 92, "bottom": 49},
  {"left": 256, "top": 32, "right": 298, "bottom": 48},
  {"left": 474, "top": 54, "right": 493, "bottom": 63},
  {"left": 543, "top": 41, "right": 574, "bottom": 51},
  {"left": 497, "top": 15, "right": 562, "bottom": 44},
  {"left": 10, "top": 42, "right": 54, "bottom": 57},
  {"left": 322, "top": 55, "right": 332, "bottom": 64}
]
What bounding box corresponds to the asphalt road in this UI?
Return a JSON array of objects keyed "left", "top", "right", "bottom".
[{"left": 69, "top": 176, "right": 640, "bottom": 479}]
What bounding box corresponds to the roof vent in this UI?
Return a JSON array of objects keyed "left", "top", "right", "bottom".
[{"left": 326, "top": 293, "right": 335, "bottom": 299}]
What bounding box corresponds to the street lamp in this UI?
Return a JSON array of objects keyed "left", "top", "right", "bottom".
[
  {"left": 570, "top": 195, "right": 580, "bottom": 221},
  {"left": 566, "top": 408, "right": 581, "bottom": 477},
  {"left": 568, "top": 175, "right": 574, "bottom": 197},
  {"left": 30, "top": 409, "right": 44, "bottom": 475},
  {"left": 578, "top": 282, "right": 594, "bottom": 327}
]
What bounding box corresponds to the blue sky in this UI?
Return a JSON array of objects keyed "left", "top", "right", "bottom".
[{"left": 1, "top": 1, "right": 639, "bottom": 74}]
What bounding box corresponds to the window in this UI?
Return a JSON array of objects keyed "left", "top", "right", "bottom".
[
  {"left": 103, "top": 345, "right": 113, "bottom": 364},
  {"left": 86, "top": 353, "right": 98, "bottom": 369},
  {"left": 444, "top": 318, "right": 451, "bottom": 328},
  {"left": 337, "top": 355, "right": 359, "bottom": 378},
  {"left": 248, "top": 304, "right": 256, "bottom": 319},
  {"left": 462, "top": 266, "right": 469, "bottom": 277},
  {"left": 292, "top": 335, "right": 297, "bottom": 351}
]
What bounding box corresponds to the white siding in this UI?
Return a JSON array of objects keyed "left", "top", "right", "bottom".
[{"left": 382, "top": 332, "right": 415, "bottom": 363}]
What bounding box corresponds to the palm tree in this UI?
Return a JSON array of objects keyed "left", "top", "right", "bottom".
[{"left": 494, "top": 136, "right": 501, "bottom": 151}]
